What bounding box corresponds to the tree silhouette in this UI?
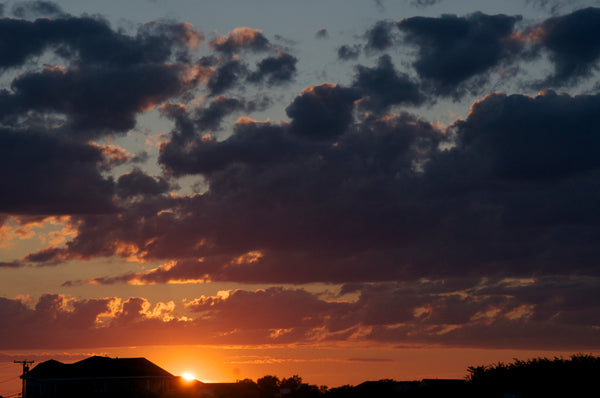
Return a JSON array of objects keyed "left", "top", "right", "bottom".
[{"left": 467, "top": 354, "right": 600, "bottom": 398}]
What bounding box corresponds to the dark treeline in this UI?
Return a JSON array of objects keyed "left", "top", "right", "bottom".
[
  {"left": 228, "top": 354, "right": 600, "bottom": 398},
  {"left": 466, "top": 354, "right": 600, "bottom": 398}
]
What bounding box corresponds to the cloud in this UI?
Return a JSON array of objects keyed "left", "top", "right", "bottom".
[
  {"left": 0, "top": 261, "right": 22, "bottom": 268},
  {"left": 0, "top": 16, "right": 202, "bottom": 71},
  {"left": 3, "top": 276, "right": 599, "bottom": 349},
  {"left": 529, "top": 7, "right": 600, "bottom": 86},
  {"left": 247, "top": 52, "right": 298, "bottom": 86},
  {"left": 364, "top": 20, "right": 398, "bottom": 52},
  {"left": 92, "top": 143, "right": 135, "bottom": 171},
  {"left": 315, "top": 28, "right": 328, "bottom": 39},
  {"left": 0, "top": 16, "right": 205, "bottom": 141},
  {"left": 206, "top": 59, "right": 248, "bottom": 96},
  {"left": 186, "top": 287, "right": 347, "bottom": 331},
  {"left": 206, "top": 51, "right": 297, "bottom": 95},
  {"left": 445, "top": 90, "right": 600, "bottom": 181},
  {"left": 352, "top": 54, "right": 424, "bottom": 111},
  {"left": 54, "top": 108, "right": 443, "bottom": 280},
  {"left": 286, "top": 84, "right": 361, "bottom": 139},
  {"left": 0, "top": 13, "right": 209, "bottom": 222},
  {"left": 0, "top": 63, "right": 200, "bottom": 136},
  {"left": 0, "top": 130, "right": 115, "bottom": 215},
  {"left": 397, "top": 12, "right": 522, "bottom": 96},
  {"left": 116, "top": 169, "right": 171, "bottom": 198},
  {"left": 1, "top": 0, "right": 599, "bottom": 358},
  {"left": 0, "top": 294, "right": 112, "bottom": 348},
  {"left": 159, "top": 117, "right": 297, "bottom": 176},
  {"left": 209, "top": 27, "right": 271, "bottom": 54},
  {"left": 194, "top": 96, "right": 248, "bottom": 131},
  {"left": 337, "top": 44, "right": 362, "bottom": 60},
  {"left": 161, "top": 94, "right": 270, "bottom": 136},
  {"left": 39, "top": 87, "right": 600, "bottom": 287},
  {"left": 0, "top": 295, "right": 189, "bottom": 349}
]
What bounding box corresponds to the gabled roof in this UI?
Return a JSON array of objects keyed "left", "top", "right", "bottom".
[{"left": 24, "top": 356, "right": 174, "bottom": 380}]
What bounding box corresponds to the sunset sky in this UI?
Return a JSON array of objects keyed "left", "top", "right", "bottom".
[{"left": 1, "top": 0, "right": 600, "bottom": 395}]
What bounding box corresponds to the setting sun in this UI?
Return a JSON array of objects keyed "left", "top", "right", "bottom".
[{"left": 181, "top": 373, "right": 196, "bottom": 382}]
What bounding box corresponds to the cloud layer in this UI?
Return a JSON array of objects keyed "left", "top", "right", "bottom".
[
  {"left": 1, "top": 4, "right": 600, "bottom": 352},
  {"left": 1, "top": 276, "right": 598, "bottom": 350}
]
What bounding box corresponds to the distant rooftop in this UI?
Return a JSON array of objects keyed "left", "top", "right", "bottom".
[{"left": 23, "top": 356, "right": 174, "bottom": 380}]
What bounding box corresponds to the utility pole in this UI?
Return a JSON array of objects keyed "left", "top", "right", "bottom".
[{"left": 14, "top": 361, "right": 34, "bottom": 398}]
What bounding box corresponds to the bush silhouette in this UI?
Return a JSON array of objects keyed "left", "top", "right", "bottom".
[{"left": 466, "top": 354, "right": 600, "bottom": 398}]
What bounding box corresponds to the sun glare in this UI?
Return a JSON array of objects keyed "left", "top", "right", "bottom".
[{"left": 181, "top": 373, "right": 196, "bottom": 381}]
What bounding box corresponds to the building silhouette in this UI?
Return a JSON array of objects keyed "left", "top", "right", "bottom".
[{"left": 21, "top": 356, "right": 176, "bottom": 398}]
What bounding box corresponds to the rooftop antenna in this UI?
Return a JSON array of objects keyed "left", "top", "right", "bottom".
[{"left": 14, "top": 361, "right": 34, "bottom": 398}]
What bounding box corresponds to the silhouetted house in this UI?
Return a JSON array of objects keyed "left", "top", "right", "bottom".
[{"left": 22, "top": 356, "right": 177, "bottom": 398}]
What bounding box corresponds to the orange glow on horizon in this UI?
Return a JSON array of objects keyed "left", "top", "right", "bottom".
[{"left": 181, "top": 373, "right": 196, "bottom": 381}]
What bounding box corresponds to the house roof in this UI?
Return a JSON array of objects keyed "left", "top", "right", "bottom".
[{"left": 23, "top": 356, "right": 174, "bottom": 380}]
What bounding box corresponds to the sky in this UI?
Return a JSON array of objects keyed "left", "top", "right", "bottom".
[{"left": 1, "top": 0, "right": 600, "bottom": 394}]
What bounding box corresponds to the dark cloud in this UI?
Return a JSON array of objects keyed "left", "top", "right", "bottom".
[
  {"left": 157, "top": 96, "right": 274, "bottom": 176},
  {"left": 0, "top": 261, "right": 22, "bottom": 268},
  {"left": 286, "top": 84, "right": 361, "bottom": 139},
  {"left": 364, "top": 20, "right": 398, "bottom": 52},
  {"left": 194, "top": 96, "right": 246, "bottom": 131},
  {"left": 0, "top": 14, "right": 207, "bottom": 221},
  {"left": 206, "top": 51, "right": 297, "bottom": 95},
  {"left": 446, "top": 90, "right": 600, "bottom": 181},
  {"left": 422, "top": 91, "right": 600, "bottom": 276},
  {"left": 337, "top": 44, "right": 361, "bottom": 60},
  {"left": 46, "top": 90, "right": 600, "bottom": 285},
  {"left": 0, "top": 16, "right": 205, "bottom": 136},
  {"left": 11, "top": 1, "right": 64, "bottom": 18},
  {"left": 247, "top": 52, "right": 297, "bottom": 86},
  {"left": 209, "top": 27, "right": 271, "bottom": 54},
  {"left": 195, "top": 95, "right": 270, "bottom": 131},
  {"left": 0, "top": 130, "right": 115, "bottom": 215},
  {"left": 206, "top": 59, "right": 248, "bottom": 96},
  {"left": 531, "top": 7, "right": 600, "bottom": 86},
  {"left": 0, "top": 16, "right": 202, "bottom": 71},
  {"left": 116, "top": 169, "right": 170, "bottom": 198},
  {"left": 0, "top": 62, "right": 201, "bottom": 136},
  {"left": 397, "top": 12, "right": 522, "bottom": 96},
  {"left": 315, "top": 28, "right": 328, "bottom": 39},
  {"left": 159, "top": 117, "right": 297, "bottom": 176},
  {"left": 352, "top": 54, "right": 424, "bottom": 111},
  {"left": 360, "top": 282, "right": 600, "bottom": 349},
  {"left": 50, "top": 110, "right": 443, "bottom": 278}
]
